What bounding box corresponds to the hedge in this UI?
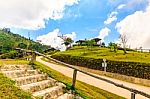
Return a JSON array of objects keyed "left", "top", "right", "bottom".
[
  {"left": 51, "top": 54, "right": 150, "bottom": 80},
  {"left": 0, "top": 51, "right": 23, "bottom": 59}
]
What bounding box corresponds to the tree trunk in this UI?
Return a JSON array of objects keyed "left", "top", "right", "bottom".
[{"left": 123, "top": 48, "right": 127, "bottom": 54}]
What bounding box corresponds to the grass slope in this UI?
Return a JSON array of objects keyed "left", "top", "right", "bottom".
[
  {"left": 55, "top": 46, "right": 150, "bottom": 63},
  {"left": 33, "top": 61, "right": 125, "bottom": 99},
  {"left": 0, "top": 73, "right": 32, "bottom": 99},
  {"left": 0, "top": 59, "right": 28, "bottom": 65}
]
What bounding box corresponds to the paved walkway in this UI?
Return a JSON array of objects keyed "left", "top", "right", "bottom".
[{"left": 37, "top": 57, "right": 150, "bottom": 99}]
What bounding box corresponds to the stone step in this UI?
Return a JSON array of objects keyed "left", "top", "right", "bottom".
[
  {"left": 33, "top": 85, "right": 64, "bottom": 98},
  {"left": 2, "top": 70, "right": 39, "bottom": 78},
  {"left": 57, "top": 93, "right": 74, "bottom": 99},
  {"left": 0, "top": 65, "right": 33, "bottom": 71},
  {"left": 14, "top": 74, "right": 49, "bottom": 86},
  {"left": 20, "top": 79, "right": 57, "bottom": 92}
]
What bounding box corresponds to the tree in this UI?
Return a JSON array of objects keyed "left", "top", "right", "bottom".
[
  {"left": 101, "top": 42, "right": 105, "bottom": 47},
  {"left": 63, "top": 37, "right": 74, "bottom": 49},
  {"left": 112, "top": 43, "right": 118, "bottom": 53},
  {"left": 85, "top": 40, "right": 96, "bottom": 49},
  {"left": 75, "top": 40, "right": 86, "bottom": 46},
  {"left": 108, "top": 42, "right": 113, "bottom": 51},
  {"left": 108, "top": 42, "right": 118, "bottom": 53},
  {"left": 120, "top": 34, "right": 128, "bottom": 54},
  {"left": 93, "top": 38, "right": 101, "bottom": 43},
  {"left": 18, "top": 43, "right": 27, "bottom": 49}
]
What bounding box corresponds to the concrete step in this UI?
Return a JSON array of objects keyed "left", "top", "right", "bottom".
[
  {"left": 33, "top": 85, "right": 64, "bottom": 98},
  {"left": 0, "top": 65, "right": 33, "bottom": 71},
  {"left": 57, "top": 93, "right": 74, "bottom": 99},
  {"left": 0, "top": 64, "right": 75, "bottom": 99},
  {"left": 20, "top": 79, "right": 57, "bottom": 92},
  {"left": 2, "top": 70, "right": 39, "bottom": 78},
  {"left": 14, "top": 74, "right": 49, "bottom": 86}
]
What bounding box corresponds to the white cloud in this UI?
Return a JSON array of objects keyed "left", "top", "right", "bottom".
[
  {"left": 36, "top": 29, "right": 76, "bottom": 51},
  {"left": 104, "top": 16, "right": 117, "bottom": 25},
  {"left": 117, "top": 4, "right": 126, "bottom": 9},
  {"left": 104, "top": 11, "right": 118, "bottom": 25},
  {"left": 64, "top": 32, "right": 76, "bottom": 40},
  {"left": 127, "top": 0, "right": 148, "bottom": 8},
  {"left": 0, "top": 0, "right": 80, "bottom": 30},
  {"left": 98, "top": 27, "right": 111, "bottom": 40},
  {"left": 116, "top": 4, "right": 150, "bottom": 49},
  {"left": 110, "top": 11, "right": 118, "bottom": 17}
]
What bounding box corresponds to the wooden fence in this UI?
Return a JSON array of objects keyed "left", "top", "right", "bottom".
[{"left": 15, "top": 49, "right": 150, "bottom": 99}]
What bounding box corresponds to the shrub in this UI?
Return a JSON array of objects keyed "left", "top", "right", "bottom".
[
  {"left": 0, "top": 50, "right": 23, "bottom": 59},
  {"left": 51, "top": 54, "right": 150, "bottom": 80}
]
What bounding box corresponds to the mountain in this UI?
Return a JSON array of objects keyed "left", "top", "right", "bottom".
[{"left": 0, "top": 29, "right": 50, "bottom": 54}]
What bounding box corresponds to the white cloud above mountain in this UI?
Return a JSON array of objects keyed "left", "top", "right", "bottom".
[
  {"left": 36, "top": 29, "right": 76, "bottom": 51},
  {"left": 116, "top": 4, "right": 150, "bottom": 49},
  {"left": 0, "top": 0, "right": 80, "bottom": 30}
]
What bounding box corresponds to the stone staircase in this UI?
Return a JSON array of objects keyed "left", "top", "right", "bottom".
[{"left": 0, "top": 65, "right": 75, "bottom": 99}]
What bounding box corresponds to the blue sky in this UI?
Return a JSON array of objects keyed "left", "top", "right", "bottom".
[{"left": 0, "top": 0, "right": 150, "bottom": 49}]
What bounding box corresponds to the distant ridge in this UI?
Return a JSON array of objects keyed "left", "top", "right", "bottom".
[{"left": 0, "top": 29, "right": 49, "bottom": 54}]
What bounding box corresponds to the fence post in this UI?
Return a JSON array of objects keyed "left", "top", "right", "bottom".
[
  {"left": 30, "top": 52, "right": 36, "bottom": 64},
  {"left": 131, "top": 92, "right": 135, "bottom": 99},
  {"left": 72, "top": 69, "right": 77, "bottom": 89}
]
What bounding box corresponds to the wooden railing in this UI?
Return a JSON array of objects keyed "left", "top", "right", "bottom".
[
  {"left": 15, "top": 49, "right": 150, "bottom": 99},
  {"left": 34, "top": 51, "right": 150, "bottom": 99}
]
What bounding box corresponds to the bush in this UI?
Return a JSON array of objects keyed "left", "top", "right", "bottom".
[
  {"left": 51, "top": 54, "right": 150, "bottom": 80},
  {"left": 0, "top": 50, "right": 23, "bottom": 59}
]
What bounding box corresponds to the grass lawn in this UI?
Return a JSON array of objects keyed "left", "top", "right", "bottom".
[
  {"left": 54, "top": 46, "right": 150, "bottom": 63},
  {"left": 33, "top": 61, "right": 125, "bottom": 99},
  {"left": 0, "top": 59, "right": 28, "bottom": 65}
]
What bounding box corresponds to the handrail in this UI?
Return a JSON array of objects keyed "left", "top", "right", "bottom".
[
  {"left": 34, "top": 51, "right": 150, "bottom": 99},
  {"left": 15, "top": 48, "right": 150, "bottom": 99}
]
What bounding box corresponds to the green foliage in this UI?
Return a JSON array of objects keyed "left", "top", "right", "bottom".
[
  {"left": 108, "top": 42, "right": 118, "bottom": 52},
  {"left": 0, "top": 50, "right": 23, "bottom": 59},
  {"left": 64, "top": 37, "right": 73, "bottom": 46},
  {"left": 101, "top": 42, "right": 105, "bottom": 47},
  {"left": 0, "top": 73, "right": 32, "bottom": 99},
  {"left": 55, "top": 46, "right": 150, "bottom": 63},
  {"left": 52, "top": 53, "right": 150, "bottom": 80},
  {"left": 92, "top": 38, "right": 101, "bottom": 43},
  {"left": 85, "top": 40, "right": 96, "bottom": 48},
  {"left": 18, "top": 43, "right": 27, "bottom": 49},
  {"left": 0, "top": 30, "right": 49, "bottom": 55}
]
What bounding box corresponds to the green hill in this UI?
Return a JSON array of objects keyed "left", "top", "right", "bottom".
[
  {"left": 51, "top": 46, "right": 150, "bottom": 80},
  {"left": 54, "top": 46, "right": 150, "bottom": 63},
  {"left": 0, "top": 30, "right": 49, "bottom": 54}
]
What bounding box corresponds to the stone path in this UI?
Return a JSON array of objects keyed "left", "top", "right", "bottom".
[{"left": 37, "top": 56, "right": 150, "bottom": 99}]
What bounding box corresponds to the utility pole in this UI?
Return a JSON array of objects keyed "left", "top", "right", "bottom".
[{"left": 27, "top": 32, "right": 30, "bottom": 50}]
